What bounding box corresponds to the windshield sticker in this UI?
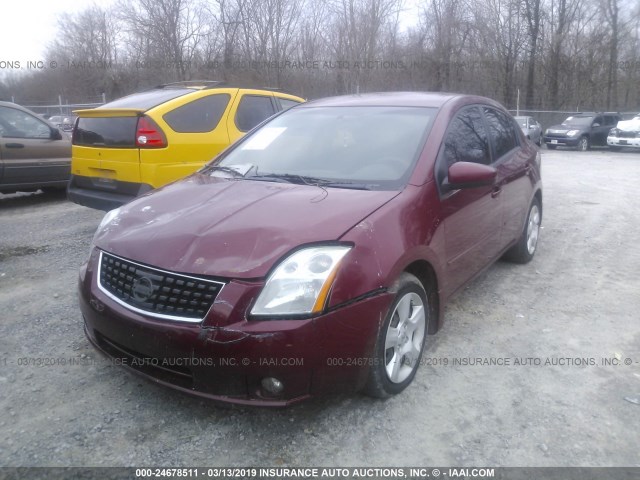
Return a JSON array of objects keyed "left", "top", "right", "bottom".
[{"left": 242, "top": 127, "right": 287, "bottom": 150}]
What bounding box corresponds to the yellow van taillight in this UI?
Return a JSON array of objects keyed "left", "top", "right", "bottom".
[{"left": 136, "top": 116, "right": 167, "bottom": 148}]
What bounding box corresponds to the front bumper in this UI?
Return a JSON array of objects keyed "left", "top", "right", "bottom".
[
  {"left": 543, "top": 136, "right": 580, "bottom": 147},
  {"left": 607, "top": 136, "right": 640, "bottom": 148},
  {"left": 79, "top": 252, "right": 393, "bottom": 406}
]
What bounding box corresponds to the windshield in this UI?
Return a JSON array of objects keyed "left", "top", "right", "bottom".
[
  {"left": 562, "top": 116, "right": 593, "bottom": 126},
  {"left": 203, "top": 106, "right": 436, "bottom": 190}
]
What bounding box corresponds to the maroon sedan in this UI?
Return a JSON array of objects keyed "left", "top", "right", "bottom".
[{"left": 78, "top": 92, "right": 542, "bottom": 406}]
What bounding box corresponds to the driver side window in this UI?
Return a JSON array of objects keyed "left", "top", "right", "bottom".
[
  {"left": 0, "top": 106, "right": 51, "bottom": 139},
  {"left": 443, "top": 107, "right": 490, "bottom": 168},
  {"left": 437, "top": 106, "right": 491, "bottom": 186}
]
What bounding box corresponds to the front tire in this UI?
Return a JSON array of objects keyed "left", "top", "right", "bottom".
[
  {"left": 364, "top": 273, "right": 430, "bottom": 398},
  {"left": 577, "top": 136, "right": 590, "bottom": 151},
  {"left": 503, "top": 197, "right": 541, "bottom": 264}
]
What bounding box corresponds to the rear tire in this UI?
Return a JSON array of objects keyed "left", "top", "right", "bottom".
[
  {"left": 503, "top": 197, "right": 541, "bottom": 264},
  {"left": 363, "top": 273, "right": 430, "bottom": 399}
]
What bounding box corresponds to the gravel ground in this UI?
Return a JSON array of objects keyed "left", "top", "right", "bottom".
[{"left": 0, "top": 149, "right": 639, "bottom": 468}]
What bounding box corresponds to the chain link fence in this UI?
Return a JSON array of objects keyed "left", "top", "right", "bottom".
[{"left": 8, "top": 94, "right": 107, "bottom": 117}]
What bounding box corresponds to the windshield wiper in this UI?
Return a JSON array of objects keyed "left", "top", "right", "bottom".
[
  {"left": 206, "top": 165, "right": 248, "bottom": 177},
  {"left": 246, "top": 173, "right": 296, "bottom": 184},
  {"left": 248, "top": 173, "right": 373, "bottom": 190},
  {"left": 321, "top": 182, "right": 373, "bottom": 190},
  {"left": 247, "top": 173, "right": 328, "bottom": 185}
]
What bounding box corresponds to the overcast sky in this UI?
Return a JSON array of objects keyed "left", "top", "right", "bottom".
[
  {"left": 0, "top": 0, "right": 420, "bottom": 64},
  {"left": 0, "top": 1, "right": 119, "bottom": 62}
]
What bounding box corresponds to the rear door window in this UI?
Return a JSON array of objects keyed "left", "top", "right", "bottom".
[
  {"left": 74, "top": 117, "right": 138, "bottom": 147},
  {"left": 235, "top": 95, "right": 276, "bottom": 132},
  {"left": 483, "top": 108, "right": 518, "bottom": 160},
  {"left": 163, "top": 94, "right": 230, "bottom": 133},
  {"left": 604, "top": 115, "right": 618, "bottom": 126}
]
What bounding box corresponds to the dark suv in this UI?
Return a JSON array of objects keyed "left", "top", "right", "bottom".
[{"left": 543, "top": 112, "right": 621, "bottom": 151}]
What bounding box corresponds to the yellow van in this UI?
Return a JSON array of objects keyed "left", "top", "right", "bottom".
[{"left": 68, "top": 81, "right": 304, "bottom": 210}]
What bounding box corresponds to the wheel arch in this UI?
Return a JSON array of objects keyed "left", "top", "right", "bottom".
[
  {"left": 396, "top": 259, "right": 441, "bottom": 334},
  {"left": 533, "top": 189, "right": 543, "bottom": 220}
]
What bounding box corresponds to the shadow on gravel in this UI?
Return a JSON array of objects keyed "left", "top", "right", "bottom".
[
  {"left": 0, "top": 189, "right": 68, "bottom": 208},
  {"left": 0, "top": 245, "right": 50, "bottom": 261}
]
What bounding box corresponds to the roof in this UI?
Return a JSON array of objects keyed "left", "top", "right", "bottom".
[{"left": 300, "top": 91, "right": 468, "bottom": 108}]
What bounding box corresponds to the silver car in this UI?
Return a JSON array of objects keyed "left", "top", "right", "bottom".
[{"left": 515, "top": 116, "right": 542, "bottom": 146}]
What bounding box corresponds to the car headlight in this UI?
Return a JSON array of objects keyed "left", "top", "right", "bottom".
[
  {"left": 91, "top": 207, "right": 122, "bottom": 247},
  {"left": 544, "top": 129, "right": 549, "bottom": 135},
  {"left": 567, "top": 130, "right": 579, "bottom": 137},
  {"left": 85, "top": 208, "right": 121, "bottom": 261},
  {"left": 609, "top": 128, "right": 619, "bottom": 137},
  {"left": 251, "top": 245, "right": 352, "bottom": 317}
]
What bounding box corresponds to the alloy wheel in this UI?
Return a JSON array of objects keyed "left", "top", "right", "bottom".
[
  {"left": 384, "top": 292, "right": 426, "bottom": 383},
  {"left": 527, "top": 204, "right": 541, "bottom": 255}
]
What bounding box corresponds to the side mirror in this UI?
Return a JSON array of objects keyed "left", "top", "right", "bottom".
[
  {"left": 446, "top": 162, "right": 497, "bottom": 189},
  {"left": 50, "top": 127, "right": 63, "bottom": 140}
]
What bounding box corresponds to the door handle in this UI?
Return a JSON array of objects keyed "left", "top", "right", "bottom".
[
  {"left": 5, "top": 143, "right": 25, "bottom": 148},
  {"left": 491, "top": 186, "right": 502, "bottom": 198}
]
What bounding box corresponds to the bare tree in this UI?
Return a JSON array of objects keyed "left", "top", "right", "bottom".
[
  {"left": 474, "top": 0, "right": 527, "bottom": 105},
  {"left": 4, "top": 0, "right": 640, "bottom": 112},
  {"left": 117, "top": 0, "right": 206, "bottom": 80},
  {"left": 600, "top": 0, "right": 621, "bottom": 110},
  {"left": 418, "top": 0, "right": 471, "bottom": 91},
  {"left": 523, "top": 0, "right": 541, "bottom": 108},
  {"left": 545, "top": 0, "right": 580, "bottom": 108}
]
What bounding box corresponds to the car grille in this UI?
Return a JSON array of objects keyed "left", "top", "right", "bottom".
[
  {"left": 98, "top": 251, "right": 224, "bottom": 322},
  {"left": 617, "top": 131, "right": 638, "bottom": 139}
]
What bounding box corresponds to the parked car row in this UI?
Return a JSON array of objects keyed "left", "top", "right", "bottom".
[
  {"left": 543, "top": 112, "right": 622, "bottom": 151},
  {"left": 1, "top": 83, "right": 303, "bottom": 196},
  {"left": 513, "top": 111, "right": 640, "bottom": 152}
]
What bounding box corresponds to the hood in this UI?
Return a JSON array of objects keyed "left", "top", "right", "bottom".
[
  {"left": 615, "top": 118, "right": 640, "bottom": 132},
  {"left": 94, "top": 174, "right": 400, "bottom": 279},
  {"left": 547, "top": 123, "right": 575, "bottom": 133}
]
